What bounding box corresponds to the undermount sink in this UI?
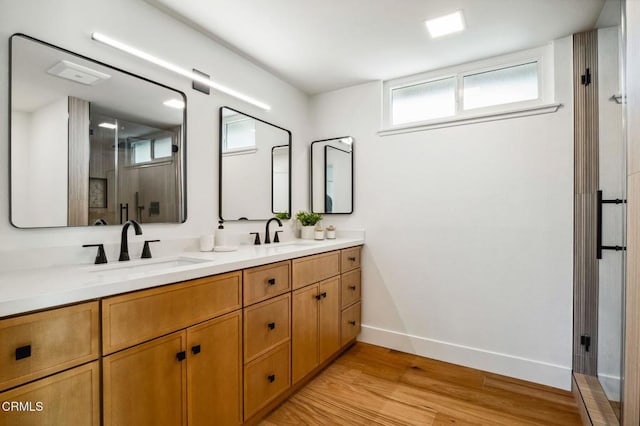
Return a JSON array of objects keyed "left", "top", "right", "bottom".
[
  {"left": 266, "top": 240, "right": 317, "bottom": 247},
  {"left": 89, "top": 257, "right": 207, "bottom": 275}
]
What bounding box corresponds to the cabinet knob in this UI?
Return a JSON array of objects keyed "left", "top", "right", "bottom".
[
  {"left": 15, "top": 345, "right": 31, "bottom": 361},
  {"left": 191, "top": 345, "right": 201, "bottom": 355},
  {"left": 267, "top": 278, "right": 276, "bottom": 286},
  {"left": 321, "top": 292, "right": 327, "bottom": 299},
  {"left": 348, "top": 256, "right": 356, "bottom": 262},
  {"left": 348, "top": 320, "right": 357, "bottom": 326},
  {"left": 315, "top": 294, "right": 323, "bottom": 300},
  {"left": 267, "top": 374, "right": 276, "bottom": 383},
  {"left": 348, "top": 285, "right": 357, "bottom": 290},
  {"left": 267, "top": 322, "right": 276, "bottom": 330},
  {"left": 176, "top": 351, "right": 186, "bottom": 361}
]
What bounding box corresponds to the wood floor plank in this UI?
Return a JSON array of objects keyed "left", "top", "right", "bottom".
[{"left": 261, "top": 343, "right": 582, "bottom": 426}]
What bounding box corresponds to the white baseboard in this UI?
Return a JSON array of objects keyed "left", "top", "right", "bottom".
[
  {"left": 358, "top": 324, "right": 572, "bottom": 390},
  {"left": 597, "top": 373, "right": 621, "bottom": 402}
]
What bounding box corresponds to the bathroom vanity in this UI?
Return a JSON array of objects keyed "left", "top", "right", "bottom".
[{"left": 0, "top": 240, "right": 363, "bottom": 425}]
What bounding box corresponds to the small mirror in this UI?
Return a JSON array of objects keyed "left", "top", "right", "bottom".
[
  {"left": 311, "top": 137, "right": 354, "bottom": 214},
  {"left": 10, "top": 34, "right": 187, "bottom": 228},
  {"left": 219, "top": 107, "right": 291, "bottom": 220}
]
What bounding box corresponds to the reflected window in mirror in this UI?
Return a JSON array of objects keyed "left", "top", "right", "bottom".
[
  {"left": 219, "top": 107, "right": 291, "bottom": 221},
  {"left": 10, "top": 34, "right": 187, "bottom": 228},
  {"left": 311, "top": 137, "right": 354, "bottom": 214}
]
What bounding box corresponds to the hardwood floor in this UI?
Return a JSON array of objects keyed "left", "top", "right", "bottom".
[{"left": 261, "top": 343, "right": 582, "bottom": 425}]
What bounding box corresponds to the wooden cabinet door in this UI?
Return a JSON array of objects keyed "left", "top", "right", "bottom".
[
  {"left": 187, "top": 311, "right": 242, "bottom": 426},
  {"left": 292, "top": 284, "right": 319, "bottom": 383},
  {"left": 0, "top": 361, "right": 99, "bottom": 426},
  {"left": 318, "top": 277, "right": 341, "bottom": 363},
  {"left": 103, "top": 331, "right": 187, "bottom": 426}
]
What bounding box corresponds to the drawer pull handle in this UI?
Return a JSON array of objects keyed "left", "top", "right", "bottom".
[
  {"left": 191, "top": 345, "right": 201, "bottom": 355},
  {"left": 267, "top": 322, "right": 276, "bottom": 330},
  {"left": 348, "top": 320, "right": 357, "bottom": 326},
  {"left": 267, "top": 374, "right": 276, "bottom": 383},
  {"left": 176, "top": 351, "right": 187, "bottom": 362},
  {"left": 348, "top": 285, "right": 357, "bottom": 290},
  {"left": 267, "top": 278, "right": 276, "bottom": 285},
  {"left": 348, "top": 256, "right": 356, "bottom": 262},
  {"left": 15, "top": 345, "right": 31, "bottom": 361}
]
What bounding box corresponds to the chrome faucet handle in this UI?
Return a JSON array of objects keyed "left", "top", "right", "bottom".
[
  {"left": 83, "top": 244, "right": 108, "bottom": 264},
  {"left": 141, "top": 240, "right": 160, "bottom": 259}
]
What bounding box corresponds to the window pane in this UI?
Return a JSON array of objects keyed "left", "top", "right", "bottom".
[
  {"left": 154, "top": 136, "right": 172, "bottom": 158},
  {"left": 132, "top": 140, "right": 151, "bottom": 164},
  {"left": 392, "top": 77, "right": 455, "bottom": 125},
  {"left": 224, "top": 118, "right": 255, "bottom": 152},
  {"left": 463, "top": 62, "right": 538, "bottom": 110}
]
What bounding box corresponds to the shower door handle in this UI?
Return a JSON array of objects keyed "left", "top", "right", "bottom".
[
  {"left": 596, "top": 190, "right": 626, "bottom": 259},
  {"left": 119, "top": 203, "right": 129, "bottom": 224}
]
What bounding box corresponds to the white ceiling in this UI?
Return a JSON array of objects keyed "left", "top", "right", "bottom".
[{"left": 148, "top": 0, "right": 612, "bottom": 95}]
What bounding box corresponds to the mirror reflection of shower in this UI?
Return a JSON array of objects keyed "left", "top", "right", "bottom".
[{"left": 89, "top": 109, "right": 182, "bottom": 225}]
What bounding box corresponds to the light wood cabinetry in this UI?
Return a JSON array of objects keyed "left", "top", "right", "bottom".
[
  {"left": 1, "top": 245, "right": 362, "bottom": 425},
  {"left": 243, "top": 341, "right": 291, "bottom": 419},
  {"left": 340, "top": 246, "right": 361, "bottom": 272},
  {"left": 102, "top": 275, "right": 243, "bottom": 426},
  {"left": 0, "top": 361, "right": 100, "bottom": 426},
  {"left": 292, "top": 276, "right": 341, "bottom": 384},
  {"left": 102, "top": 272, "right": 241, "bottom": 354},
  {"left": 244, "top": 293, "right": 291, "bottom": 362},
  {"left": 103, "top": 331, "right": 187, "bottom": 426},
  {"left": 243, "top": 261, "right": 290, "bottom": 305},
  {"left": 292, "top": 251, "right": 340, "bottom": 289},
  {"left": 0, "top": 302, "right": 99, "bottom": 392},
  {"left": 242, "top": 262, "right": 293, "bottom": 422},
  {"left": 340, "top": 247, "right": 362, "bottom": 348}
]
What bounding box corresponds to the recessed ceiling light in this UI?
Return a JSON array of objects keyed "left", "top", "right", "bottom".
[
  {"left": 163, "top": 99, "right": 185, "bottom": 109},
  {"left": 425, "top": 11, "right": 465, "bottom": 38},
  {"left": 47, "top": 60, "right": 111, "bottom": 85},
  {"left": 98, "top": 122, "right": 117, "bottom": 130}
]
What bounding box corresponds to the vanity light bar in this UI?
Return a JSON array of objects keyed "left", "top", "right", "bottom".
[{"left": 91, "top": 32, "right": 272, "bottom": 111}]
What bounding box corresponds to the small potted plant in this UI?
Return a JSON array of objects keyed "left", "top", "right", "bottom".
[{"left": 296, "top": 211, "right": 323, "bottom": 239}]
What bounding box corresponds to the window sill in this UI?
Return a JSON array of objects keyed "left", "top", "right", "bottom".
[{"left": 378, "top": 102, "right": 562, "bottom": 136}]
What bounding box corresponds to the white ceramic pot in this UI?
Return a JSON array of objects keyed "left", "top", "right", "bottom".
[{"left": 300, "top": 225, "right": 315, "bottom": 240}]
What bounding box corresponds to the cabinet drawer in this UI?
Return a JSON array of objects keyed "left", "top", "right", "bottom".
[
  {"left": 244, "top": 294, "right": 291, "bottom": 362},
  {"left": 0, "top": 302, "right": 99, "bottom": 391},
  {"left": 341, "top": 269, "right": 361, "bottom": 309},
  {"left": 243, "top": 261, "right": 290, "bottom": 306},
  {"left": 341, "top": 302, "right": 361, "bottom": 346},
  {"left": 0, "top": 361, "right": 100, "bottom": 426},
  {"left": 292, "top": 251, "right": 340, "bottom": 289},
  {"left": 244, "top": 341, "right": 291, "bottom": 420},
  {"left": 341, "top": 246, "right": 361, "bottom": 273},
  {"left": 102, "top": 272, "right": 241, "bottom": 354}
]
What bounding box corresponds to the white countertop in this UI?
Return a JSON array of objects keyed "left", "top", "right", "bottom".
[{"left": 0, "top": 237, "right": 364, "bottom": 318}]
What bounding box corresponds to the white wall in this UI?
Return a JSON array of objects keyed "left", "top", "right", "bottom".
[
  {"left": 597, "top": 25, "right": 624, "bottom": 402},
  {"left": 11, "top": 98, "right": 68, "bottom": 227},
  {"left": 310, "top": 37, "right": 574, "bottom": 390},
  {"left": 0, "top": 0, "right": 309, "bottom": 267}
]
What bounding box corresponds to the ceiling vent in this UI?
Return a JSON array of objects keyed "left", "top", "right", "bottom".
[{"left": 47, "top": 60, "right": 111, "bottom": 85}]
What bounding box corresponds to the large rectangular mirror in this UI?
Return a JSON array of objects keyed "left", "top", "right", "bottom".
[
  {"left": 10, "top": 34, "right": 187, "bottom": 228},
  {"left": 311, "top": 137, "right": 354, "bottom": 214},
  {"left": 219, "top": 107, "right": 291, "bottom": 220}
]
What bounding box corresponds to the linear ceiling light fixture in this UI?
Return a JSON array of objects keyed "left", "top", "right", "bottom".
[
  {"left": 91, "top": 32, "right": 271, "bottom": 111},
  {"left": 425, "top": 11, "right": 465, "bottom": 38}
]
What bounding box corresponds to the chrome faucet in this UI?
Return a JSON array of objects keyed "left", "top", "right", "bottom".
[
  {"left": 119, "top": 220, "right": 143, "bottom": 261},
  {"left": 264, "top": 217, "right": 283, "bottom": 244}
]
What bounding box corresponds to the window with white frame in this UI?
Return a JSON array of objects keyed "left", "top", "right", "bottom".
[{"left": 382, "top": 45, "right": 556, "bottom": 131}]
